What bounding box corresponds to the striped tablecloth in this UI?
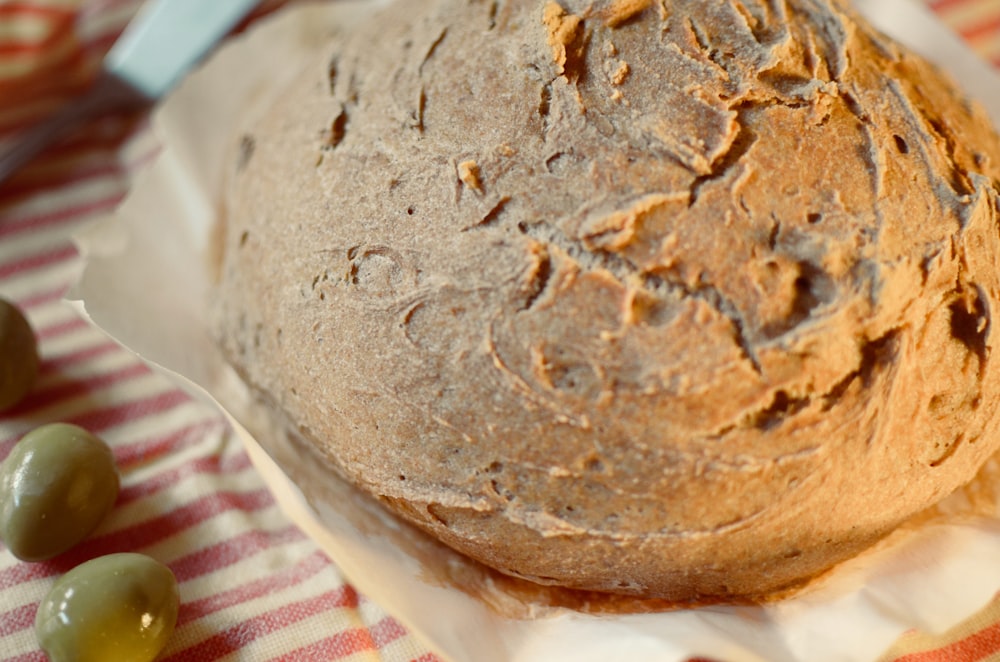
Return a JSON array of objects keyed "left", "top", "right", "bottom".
[{"left": 0, "top": 1, "right": 998, "bottom": 661}]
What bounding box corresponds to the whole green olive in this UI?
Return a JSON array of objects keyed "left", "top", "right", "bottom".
[
  {"left": 0, "top": 423, "right": 119, "bottom": 561},
  {"left": 0, "top": 297, "right": 39, "bottom": 411},
  {"left": 35, "top": 553, "right": 180, "bottom": 662}
]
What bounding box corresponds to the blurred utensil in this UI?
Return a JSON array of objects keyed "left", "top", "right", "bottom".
[{"left": 0, "top": 0, "right": 261, "bottom": 188}]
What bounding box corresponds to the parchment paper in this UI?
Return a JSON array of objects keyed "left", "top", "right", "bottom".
[{"left": 69, "top": 1, "right": 1000, "bottom": 660}]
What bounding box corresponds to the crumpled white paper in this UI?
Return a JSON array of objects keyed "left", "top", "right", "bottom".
[{"left": 70, "top": 1, "right": 1000, "bottom": 661}]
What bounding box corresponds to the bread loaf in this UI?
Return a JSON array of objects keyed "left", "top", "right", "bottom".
[{"left": 213, "top": 0, "right": 1000, "bottom": 601}]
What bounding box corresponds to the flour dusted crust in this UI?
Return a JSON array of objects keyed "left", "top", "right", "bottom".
[{"left": 214, "top": 0, "right": 1000, "bottom": 601}]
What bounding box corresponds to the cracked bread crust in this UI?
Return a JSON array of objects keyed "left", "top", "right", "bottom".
[{"left": 213, "top": 0, "right": 1000, "bottom": 601}]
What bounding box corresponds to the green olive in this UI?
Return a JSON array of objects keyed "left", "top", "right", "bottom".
[
  {"left": 0, "top": 423, "right": 119, "bottom": 561},
  {"left": 0, "top": 297, "right": 39, "bottom": 411},
  {"left": 35, "top": 553, "right": 180, "bottom": 662}
]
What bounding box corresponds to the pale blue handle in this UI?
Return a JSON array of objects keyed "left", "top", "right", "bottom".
[{"left": 105, "top": 0, "right": 261, "bottom": 99}]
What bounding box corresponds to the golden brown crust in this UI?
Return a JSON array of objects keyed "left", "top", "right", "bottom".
[{"left": 213, "top": 0, "right": 1000, "bottom": 600}]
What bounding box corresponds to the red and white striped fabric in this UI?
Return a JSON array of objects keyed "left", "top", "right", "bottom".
[{"left": 0, "top": 1, "right": 998, "bottom": 661}]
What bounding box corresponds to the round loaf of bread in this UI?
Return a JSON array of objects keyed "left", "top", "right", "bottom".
[{"left": 213, "top": 0, "right": 1000, "bottom": 601}]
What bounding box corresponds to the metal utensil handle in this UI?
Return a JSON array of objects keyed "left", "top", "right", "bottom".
[{"left": 0, "top": 73, "right": 150, "bottom": 189}]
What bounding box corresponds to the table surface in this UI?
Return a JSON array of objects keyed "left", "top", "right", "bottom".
[{"left": 1, "top": 1, "right": 999, "bottom": 661}]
